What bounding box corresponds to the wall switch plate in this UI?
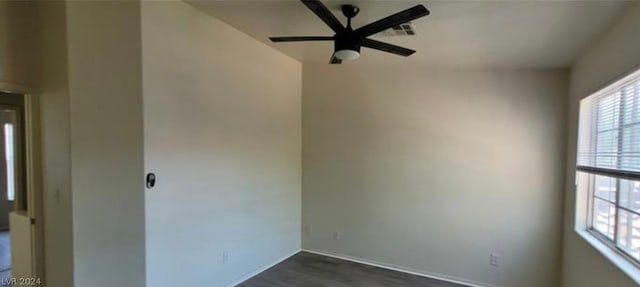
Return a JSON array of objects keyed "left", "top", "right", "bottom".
[
  {"left": 333, "top": 232, "right": 341, "bottom": 240},
  {"left": 222, "top": 251, "right": 229, "bottom": 264},
  {"left": 304, "top": 225, "right": 312, "bottom": 234},
  {"left": 490, "top": 253, "right": 500, "bottom": 267},
  {"left": 54, "top": 189, "right": 61, "bottom": 203}
]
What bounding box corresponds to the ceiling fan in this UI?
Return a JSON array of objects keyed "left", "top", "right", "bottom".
[{"left": 269, "top": 0, "right": 430, "bottom": 64}]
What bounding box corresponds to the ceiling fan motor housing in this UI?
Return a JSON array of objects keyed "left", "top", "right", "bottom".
[{"left": 335, "top": 33, "right": 362, "bottom": 54}]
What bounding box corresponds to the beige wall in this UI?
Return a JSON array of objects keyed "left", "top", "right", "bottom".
[
  {"left": 36, "top": 2, "right": 74, "bottom": 286},
  {"left": 302, "top": 65, "right": 567, "bottom": 287},
  {"left": 0, "top": 1, "right": 74, "bottom": 286},
  {"left": 142, "top": 2, "right": 301, "bottom": 287},
  {"left": 66, "top": 1, "right": 145, "bottom": 287},
  {"left": 0, "top": 1, "right": 38, "bottom": 87},
  {"left": 562, "top": 3, "right": 640, "bottom": 287}
]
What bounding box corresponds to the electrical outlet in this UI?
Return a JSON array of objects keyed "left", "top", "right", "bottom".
[
  {"left": 304, "top": 225, "right": 313, "bottom": 234},
  {"left": 222, "top": 251, "right": 229, "bottom": 264},
  {"left": 490, "top": 253, "right": 500, "bottom": 267},
  {"left": 333, "top": 232, "right": 341, "bottom": 240}
]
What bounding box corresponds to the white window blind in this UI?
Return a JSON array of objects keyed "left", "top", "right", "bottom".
[{"left": 578, "top": 71, "right": 640, "bottom": 176}]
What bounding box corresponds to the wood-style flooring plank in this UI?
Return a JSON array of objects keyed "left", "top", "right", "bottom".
[{"left": 239, "top": 252, "right": 470, "bottom": 287}]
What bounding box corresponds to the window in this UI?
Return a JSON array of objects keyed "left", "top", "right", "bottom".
[
  {"left": 4, "top": 123, "right": 15, "bottom": 201},
  {"left": 577, "top": 69, "right": 640, "bottom": 265}
]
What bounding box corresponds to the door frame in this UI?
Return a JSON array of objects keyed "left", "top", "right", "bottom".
[{"left": 0, "top": 80, "right": 44, "bottom": 282}]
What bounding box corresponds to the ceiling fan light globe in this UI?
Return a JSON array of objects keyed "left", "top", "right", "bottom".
[{"left": 334, "top": 49, "right": 360, "bottom": 61}]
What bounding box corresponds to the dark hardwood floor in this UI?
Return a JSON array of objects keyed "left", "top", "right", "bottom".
[{"left": 239, "top": 252, "right": 470, "bottom": 287}]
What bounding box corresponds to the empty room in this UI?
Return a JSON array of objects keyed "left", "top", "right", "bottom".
[{"left": 1, "top": 0, "right": 640, "bottom": 287}]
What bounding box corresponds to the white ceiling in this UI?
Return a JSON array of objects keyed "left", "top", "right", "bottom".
[{"left": 188, "top": 0, "right": 631, "bottom": 68}]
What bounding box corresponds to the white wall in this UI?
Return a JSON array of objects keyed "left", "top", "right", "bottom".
[
  {"left": 562, "top": 3, "right": 640, "bottom": 287},
  {"left": 36, "top": 2, "right": 74, "bottom": 286},
  {"left": 141, "top": 2, "right": 301, "bottom": 287},
  {"left": 66, "top": 2, "right": 146, "bottom": 287},
  {"left": 302, "top": 65, "right": 567, "bottom": 287}
]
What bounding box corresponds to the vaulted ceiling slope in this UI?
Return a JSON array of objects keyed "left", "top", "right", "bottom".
[{"left": 188, "top": 0, "right": 631, "bottom": 68}]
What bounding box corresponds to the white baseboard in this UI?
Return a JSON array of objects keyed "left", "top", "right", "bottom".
[
  {"left": 226, "top": 248, "right": 301, "bottom": 287},
  {"left": 302, "top": 248, "right": 501, "bottom": 287}
]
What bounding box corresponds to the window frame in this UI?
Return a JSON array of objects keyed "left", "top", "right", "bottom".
[
  {"left": 578, "top": 67, "right": 640, "bottom": 272},
  {"left": 586, "top": 173, "right": 640, "bottom": 269}
]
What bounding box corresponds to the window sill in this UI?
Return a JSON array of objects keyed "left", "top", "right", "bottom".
[{"left": 576, "top": 229, "right": 640, "bottom": 285}]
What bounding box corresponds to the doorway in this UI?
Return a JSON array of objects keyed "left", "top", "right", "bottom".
[{"left": 0, "top": 91, "right": 29, "bottom": 283}]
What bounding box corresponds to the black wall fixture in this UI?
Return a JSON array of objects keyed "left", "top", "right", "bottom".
[{"left": 146, "top": 173, "right": 156, "bottom": 189}]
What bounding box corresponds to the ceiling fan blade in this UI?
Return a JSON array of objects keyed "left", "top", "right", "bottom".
[
  {"left": 270, "top": 36, "right": 334, "bottom": 42},
  {"left": 301, "top": 0, "right": 345, "bottom": 33},
  {"left": 329, "top": 55, "right": 342, "bottom": 64},
  {"left": 355, "top": 5, "right": 430, "bottom": 37},
  {"left": 361, "top": 38, "right": 415, "bottom": 57}
]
